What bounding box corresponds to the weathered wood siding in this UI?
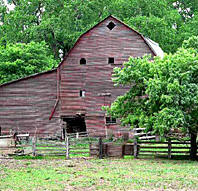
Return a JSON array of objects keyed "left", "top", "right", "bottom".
[
  {"left": 0, "top": 70, "right": 60, "bottom": 135},
  {"left": 60, "top": 17, "right": 154, "bottom": 135},
  {"left": 0, "top": 16, "right": 156, "bottom": 136}
]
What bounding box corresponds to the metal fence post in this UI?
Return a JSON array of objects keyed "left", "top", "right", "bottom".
[{"left": 168, "top": 138, "right": 172, "bottom": 159}]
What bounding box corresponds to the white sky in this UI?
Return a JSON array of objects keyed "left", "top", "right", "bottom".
[{"left": 3, "top": 0, "right": 15, "bottom": 11}]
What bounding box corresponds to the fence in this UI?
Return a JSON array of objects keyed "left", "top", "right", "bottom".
[
  {"left": 0, "top": 132, "right": 101, "bottom": 159},
  {"left": 0, "top": 131, "right": 197, "bottom": 160},
  {"left": 137, "top": 140, "right": 195, "bottom": 159},
  {"left": 30, "top": 132, "right": 98, "bottom": 159},
  {"left": 0, "top": 134, "right": 31, "bottom": 159},
  {"left": 90, "top": 138, "right": 197, "bottom": 159}
]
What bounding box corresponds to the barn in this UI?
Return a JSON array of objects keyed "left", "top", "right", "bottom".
[{"left": 0, "top": 15, "right": 163, "bottom": 136}]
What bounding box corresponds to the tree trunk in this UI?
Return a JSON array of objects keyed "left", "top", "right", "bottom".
[{"left": 190, "top": 132, "right": 197, "bottom": 160}]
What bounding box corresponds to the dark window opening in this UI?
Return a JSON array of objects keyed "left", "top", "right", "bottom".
[
  {"left": 107, "top": 21, "right": 116, "bottom": 30},
  {"left": 106, "top": 117, "right": 116, "bottom": 124},
  {"left": 63, "top": 116, "right": 87, "bottom": 134},
  {"left": 108, "top": 57, "right": 114, "bottom": 64},
  {"left": 80, "top": 58, "right": 86, "bottom": 65},
  {"left": 80, "top": 90, "right": 85, "bottom": 97}
]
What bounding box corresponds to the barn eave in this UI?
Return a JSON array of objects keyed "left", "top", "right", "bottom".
[{"left": 0, "top": 68, "right": 57, "bottom": 87}]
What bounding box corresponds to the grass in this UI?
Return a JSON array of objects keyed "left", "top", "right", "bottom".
[{"left": 0, "top": 158, "right": 198, "bottom": 190}]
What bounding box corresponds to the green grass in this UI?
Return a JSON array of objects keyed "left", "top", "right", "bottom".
[{"left": 0, "top": 158, "right": 198, "bottom": 190}]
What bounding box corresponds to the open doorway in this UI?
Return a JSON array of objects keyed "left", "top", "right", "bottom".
[{"left": 62, "top": 115, "right": 87, "bottom": 134}]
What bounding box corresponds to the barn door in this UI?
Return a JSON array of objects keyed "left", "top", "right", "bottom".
[{"left": 62, "top": 116, "right": 86, "bottom": 134}]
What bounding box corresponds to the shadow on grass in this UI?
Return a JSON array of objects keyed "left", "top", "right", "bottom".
[
  {"left": 13, "top": 155, "right": 66, "bottom": 160},
  {"left": 124, "top": 155, "right": 192, "bottom": 160},
  {"left": 13, "top": 154, "right": 194, "bottom": 161}
]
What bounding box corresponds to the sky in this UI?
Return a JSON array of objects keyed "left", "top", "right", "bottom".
[{"left": 3, "top": 0, "right": 15, "bottom": 11}]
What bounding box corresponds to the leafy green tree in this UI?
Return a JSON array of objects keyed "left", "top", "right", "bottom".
[
  {"left": 171, "top": 0, "right": 198, "bottom": 21},
  {"left": 0, "top": 41, "right": 57, "bottom": 84},
  {"left": 183, "top": 35, "right": 198, "bottom": 52},
  {"left": 105, "top": 48, "right": 198, "bottom": 160},
  {"left": 0, "top": 0, "right": 112, "bottom": 59},
  {"left": 1, "top": 0, "right": 195, "bottom": 57},
  {"left": 124, "top": 15, "right": 180, "bottom": 54}
]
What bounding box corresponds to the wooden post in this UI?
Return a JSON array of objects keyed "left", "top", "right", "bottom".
[
  {"left": 190, "top": 132, "right": 197, "bottom": 160},
  {"left": 168, "top": 138, "right": 172, "bottom": 159},
  {"left": 134, "top": 137, "right": 138, "bottom": 159},
  {"left": 155, "top": 134, "right": 160, "bottom": 142},
  {"left": 32, "top": 137, "right": 36, "bottom": 157},
  {"left": 76, "top": 132, "right": 79, "bottom": 139},
  {"left": 61, "top": 121, "right": 67, "bottom": 140},
  {"left": 99, "top": 137, "right": 103, "bottom": 159},
  {"left": 65, "top": 136, "right": 69, "bottom": 159},
  {"left": 0, "top": 126, "right": 1, "bottom": 136}
]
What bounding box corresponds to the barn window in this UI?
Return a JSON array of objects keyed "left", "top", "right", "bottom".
[
  {"left": 106, "top": 117, "right": 116, "bottom": 124},
  {"left": 107, "top": 21, "right": 116, "bottom": 30},
  {"left": 80, "top": 90, "right": 86, "bottom": 97},
  {"left": 108, "top": 57, "right": 114, "bottom": 64},
  {"left": 80, "top": 58, "right": 86, "bottom": 65}
]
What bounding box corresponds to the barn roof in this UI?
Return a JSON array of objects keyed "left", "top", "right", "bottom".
[
  {"left": 143, "top": 37, "right": 164, "bottom": 58},
  {"left": 58, "top": 15, "right": 164, "bottom": 67},
  {"left": 0, "top": 15, "right": 164, "bottom": 87},
  {"left": 0, "top": 69, "right": 57, "bottom": 87},
  {"left": 109, "top": 16, "right": 164, "bottom": 58}
]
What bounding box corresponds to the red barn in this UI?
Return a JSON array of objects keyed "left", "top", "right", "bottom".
[{"left": 0, "top": 16, "right": 163, "bottom": 136}]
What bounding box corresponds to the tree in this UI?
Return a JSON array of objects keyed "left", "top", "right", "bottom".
[
  {"left": 183, "top": 35, "right": 198, "bottom": 52},
  {"left": 0, "top": 41, "right": 57, "bottom": 84},
  {"left": 124, "top": 15, "right": 180, "bottom": 53},
  {"left": 171, "top": 0, "right": 198, "bottom": 21},
  {"left": 105, "top": 48, "right": 198, "bottom": 160},
  {"left": 0, "top": 0, "right": 194, "bottom": 58},
  {"left": 0, "top": 0, "right": 113, "bottom": 59}
]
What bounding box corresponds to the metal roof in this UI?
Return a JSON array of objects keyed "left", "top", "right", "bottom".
[{"left": 143, "top": 37, "right": 164, "bottom": 58}]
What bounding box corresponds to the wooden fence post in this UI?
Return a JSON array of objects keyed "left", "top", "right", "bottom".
[
  {"left": 99, "top": 137, "right": 103, "bottom": 159},
  {"left": 32, "top": 137, "right": 37, "bottom": 157},
  {"left": 168, "top": 138, "right": 172, "bottom": 159},
  {"left": 76, "top": 132, "right": 79, "bottom": 139},
  {"left": 134, "top": 137, "right": 138, "bottom": 159},
  {"left": 65, "top": 136, "right": 70, "bottom": 159}
]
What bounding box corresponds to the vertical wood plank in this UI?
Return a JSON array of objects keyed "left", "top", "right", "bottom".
[
  {"left": 99, "top": 137, "right": 103, "bottom": 159},
  {"left": 32, "top": 137, "right": 36, "bottom": 157},
  {"left": 66, "top": 136, "right": 69, "bottom": 159},
  {"left": 134, "top": 137, "right": 138, "bottom": 159},
  {"left": 168, "top": 138, "right": 172, "bottom": 159}
]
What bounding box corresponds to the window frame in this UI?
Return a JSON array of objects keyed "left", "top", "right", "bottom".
[
  {"left": 80, "top": 58, "right": 86, "bottom": 65},
  {"left": 106, "top": 21, "right": 116, "bottom": 30},
  {"left": 106, "top": 117, "right": 116, "bottom": 125},
  {"left": 108, "top": 57, "right": 114, "bottom": 64},
  {"left": 80, "top": 90, "right": 86, "bottom": 97}
]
